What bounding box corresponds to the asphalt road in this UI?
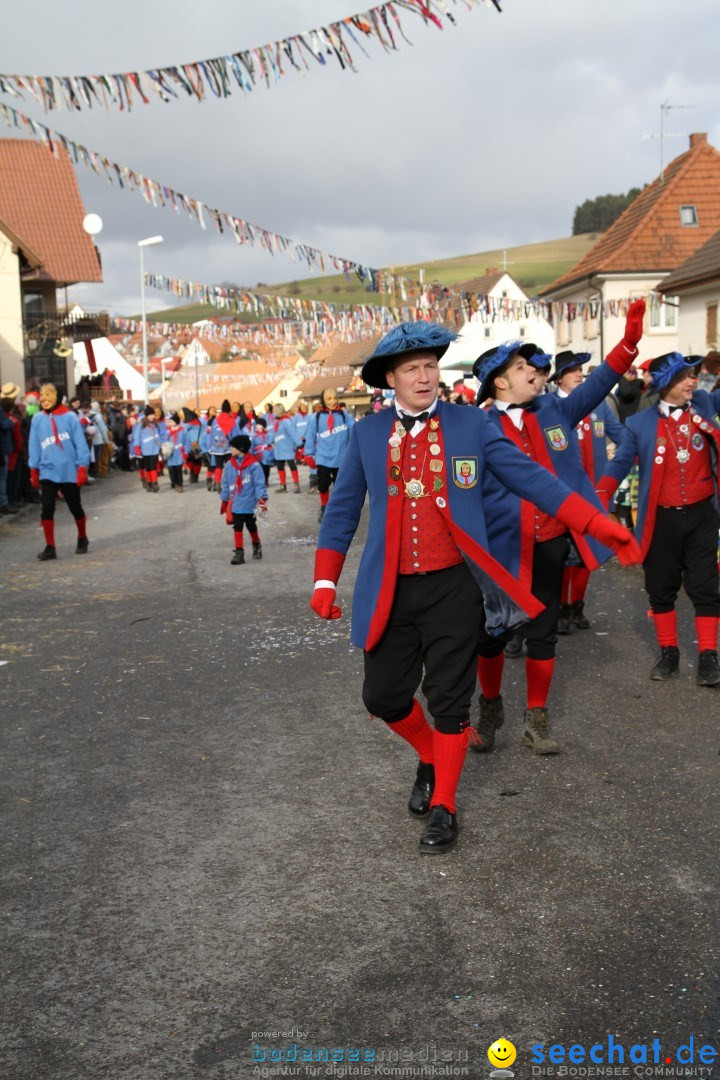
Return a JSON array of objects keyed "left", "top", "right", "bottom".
[{"left": 1, "top": 470, "right": 719, "bottom": 1080}]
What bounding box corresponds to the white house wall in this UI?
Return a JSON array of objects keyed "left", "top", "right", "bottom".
[
  {"left": 0, "top": 232, "right": 25, "bottom": 390},
  {"left": 674, "top": 284, "right": 720, "bottom": 354}
]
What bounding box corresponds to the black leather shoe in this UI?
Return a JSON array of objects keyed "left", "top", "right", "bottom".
[
  {"left": 419, "top": 805, "right": 458, "bottom": 854},
  {"left": 697, "top": 650, "right": 720, "bottom": 686},
  {"left": 650, "top": 645, "right": 680, "bottom": 680},
  {"left": 37, "top": 545, "right": 57, "bottom": 561},
  {"left": 75, "top": 537, "right": 89, "bottom": 554},
  {"left": 503, "top": 629, "right": 524, "bottom": 658},
  {"left": 556, "top": 603, "right": 571, "bottom": 635},
  {"left": 408, "top": 762, "right": 434, "bottom": 818},
  {"left": 570, "top": 601, "right": 590, "bottom": 629}
]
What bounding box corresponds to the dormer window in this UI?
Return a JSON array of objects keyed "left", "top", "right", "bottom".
[{"left": 679, "top": 205, "right": 699, "bottom": 226}]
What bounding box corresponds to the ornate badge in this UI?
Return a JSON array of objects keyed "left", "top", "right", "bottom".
[
  {"left": 544, "top": 425, "right": 568, "bottom": 451},
  {"left": 429, "top": 444, "right": 441, "bottom": 456},
  {"left": 428, "top": 432, "right": 439, "bottom": 443},
  {"left": 435, "top": 496, "right": 446, "bottom": 508},
  {"left": 389, "top": 465, "right": 401, "bottom": 480},
  {"left": 429, "top": 418, "right": 440, "bottom": 430},
  {"left": 390, "top": 449, "right": 401, "bottom": 462},
  {"left": 452, "top": 457, "right": 478, "bottom": 489},
  {"left": 429, "top": 459, "right": 444, "bottom": 473},
  {"left": 692, "top": 433, "right": 704, "bottom": 451},
  {"left": 404, "top": 479, "right": 425, "bottom": 498},
  {"left": 388, "top": 484, "right": 399, "bottom": 496},
  {"left": 433, "top": 477, "right": 444, "bottom": 491}
]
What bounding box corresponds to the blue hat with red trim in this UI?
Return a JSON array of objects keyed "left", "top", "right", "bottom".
[{"left": 361, "top": 321, "right": 458, "bottom": 389}]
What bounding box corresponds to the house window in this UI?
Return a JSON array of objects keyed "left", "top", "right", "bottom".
[
  {"left": 518, "top": 326, "right": 526, "bottom": 337},
  {"left": 649, "top": 294, "right": 678, "bottom": 330},
  {"left": 679, "top": 205, "right": 698, "bottom": 227},
  {"left": 484, "top": 327, "right": 491, "bottom": 338},
  {"left": 279, "top": 389, "right": 288, "bottom": 397},
  {"left": 707, "top": 303, "right": 718, "bottom": 348}
]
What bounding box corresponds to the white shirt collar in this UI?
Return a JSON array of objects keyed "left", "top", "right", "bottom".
[
  {"left": 659, "top": 400, "right": 688, "bottom": 418},
  {"left": 492, "top": 398, "right": 524, "bottom": 429},
  {"left": 395, "top": 397, "right": 439, "bottom": 435}
]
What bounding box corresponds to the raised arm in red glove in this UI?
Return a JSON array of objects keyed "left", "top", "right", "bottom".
[{"left": 623, "top": 298, "right": 646, "bottom": 350}]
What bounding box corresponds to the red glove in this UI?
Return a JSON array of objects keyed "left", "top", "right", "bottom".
[
  {"left": 309, "top": 587, "right": 342, "bottom": 620},
  {"left": 76, "top": 466, "right": 88, "bottom": 487},
  {"left": 257, "top": 498, "right": 268, "bottom": 515},
  {"left": 305, "top": 455, "right": 316, "bottom": 470},
  {"left": 623, "top": 299, "right": 646, "bottom": 350},
  {"left": 595, "top": 489, "right": 611, "bottom": 512},
  {"left": 585, "top": 512, "right": 641, "bottom": 566},
  {"left": 220, "top": 500, "right": 228, "bottom": 515},
  {"left": 30, "top": 468, "right": 40, "bottom": 491},
  {"left": 595, "top": 475, "right": 619, "bottom": 510}
]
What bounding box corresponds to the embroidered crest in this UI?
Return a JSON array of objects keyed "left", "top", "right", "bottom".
[
  {"left": 593, "top": 421, "right": 605, "bottom": 438},
  {"left": 452, "top": 457, "right": 478, "bottom": 489},
  {"left": 544, "top": 425, "right": 568, "bottom": 451},
  {"left": 692, "top": 433, "right": 704, "bottom": 451}
]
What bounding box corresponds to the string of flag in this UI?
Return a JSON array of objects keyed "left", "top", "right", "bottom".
[{"left": 0, "top": 0, "right": 502, "bottom": 114}]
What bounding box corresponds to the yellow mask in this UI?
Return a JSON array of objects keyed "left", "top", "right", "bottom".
[{"left": 39, "top": 384, "right": 58, "bottom": 411}]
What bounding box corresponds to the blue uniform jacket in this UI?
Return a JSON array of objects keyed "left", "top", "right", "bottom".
[
  {"left": 29, "top": 407, "right": 91, "bottom": 483},
  {"left": 164, "top": 427, "right": 185, "bottom": 466},
  {"left": 221, "top": 455, "right": 268, "bottom": 513},
  {"left": 206, "top": 416, "right": 234, "bottom": 456},
  {"left": 572, "top": 398, "right": 626, "bottom": 483},
  {"left": 273, "top": 416, "right": 299, "bottom": 461},
  {"left": 134, "top": 421, "right": 163, "bottom": 458},
  {"left": 292, "top": 412, "right": 310, "bottom": 446},
  {"left": 599, "top": 388, "right": 720, "bottom": 558},
  {"left": 317, "top": 402, "right": 599, "bottom": 651},
  {"left": 304, "top": 409, "right": 354, "bottom": 468}
]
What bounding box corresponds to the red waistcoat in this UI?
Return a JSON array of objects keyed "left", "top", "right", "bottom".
[
  {"left": 396, "top": 424, "right": 463, "bottom": 574},
  {"left": 500, "top": 413, "right": 567, "bottom": 543},
  {"left": 658, "top": 414, "right": 714, "bottom": 507}
]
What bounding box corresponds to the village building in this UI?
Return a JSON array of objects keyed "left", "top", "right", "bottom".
[
  {"left": 540, "top": 134, "right": 720, "bottom": 364},
  {"left": 657, "top": 227, "right": 720, "bottom": 357},
  {"left": 0, "top": 140, "right": 104, "bottom": 396}
]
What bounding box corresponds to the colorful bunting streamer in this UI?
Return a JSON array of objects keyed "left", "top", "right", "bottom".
[{"left": 0, "top": 1, "right": 502, "bottom": 114}]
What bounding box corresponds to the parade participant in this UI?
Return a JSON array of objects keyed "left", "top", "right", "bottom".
[
  {"left": 272, "top": 403, "right": 301, "bottom": 493},
  {"left": 132, "top": 406, "right": 163, "bottom": 492},
  {"left": 304, "top": 388, "right": 354, "bottom": 522},
  {"left": 309, "top": 322, "right": 640, "bottom": 854},
  {"left": 240, "top": 400, "right": 260, "bottom": 437},
  {"left": 292, "top": 400, "right": 312, "bottom": 485},
  {"left": 200, "top": 406, "right": 217, "bottom": 489},
  {"left": 253, "top": 416, "right": 275, "bottom": 482},
  {"left": 220, "top": 434, "right": 268, "bottom": 565},
  {"left": 163, "top": 413, "right": 186, "bottom": 491},
  {"left": 28, "top": 383, "right": 91, "bottom": 559},
  {"left": 596, "top": 352, "right": 720, "bottom": 686},
  {"left": 550, "top": 351, "right": 627, "bottom": 634},
  {"left": 471, "top": 302, "right": 644, "bottom": 755},
  {"left": 205, "top": 400, "right": 235, "bottom": 492},
  {"left": 179, "top": 408, "right": 203, "bottom": 483}
]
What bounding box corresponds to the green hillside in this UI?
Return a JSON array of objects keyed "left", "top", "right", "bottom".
[{"left": 143, "top": 234, "right": 599, "bottom": 324}]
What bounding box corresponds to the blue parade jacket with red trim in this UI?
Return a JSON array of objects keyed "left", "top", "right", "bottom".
[
  {"left": 29, "top": 406, "right": 91, "bottom": 483},
  {"left": 572, "top": 398, "right": 626, "bottom": 483},
  {"left": 482, "top": 347, "right": 635, "bottom": 585},
  {"left": 597, "top": 388, "right": 720, "bottom": 558},
  {"left": 316, "top": 400, "right": 601, "bottom": 652}
]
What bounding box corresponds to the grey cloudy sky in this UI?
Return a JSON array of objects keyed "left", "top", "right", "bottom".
[{"left": 3, "top": 0, "right": 719, "bottom": 315}]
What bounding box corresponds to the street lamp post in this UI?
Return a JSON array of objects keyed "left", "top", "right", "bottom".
[{"left": 138, "top": 235, "right": 164, "bottom": 405}]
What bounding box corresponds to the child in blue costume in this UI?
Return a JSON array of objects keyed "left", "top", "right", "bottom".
[{"left": 220, "top": 435, "right": 268, "bottom": 565}]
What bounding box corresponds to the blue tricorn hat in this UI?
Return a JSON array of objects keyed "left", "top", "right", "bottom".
[
  {"left": 649, "top": 352, "right": 702, "bottom": 391},
  {"left": 472, "top": 340, "right": 524, "bottom": 404},
  {"left": 550, "top": 350, "right": 592, "bottom": 382},
  {"left": 361, "top": 321, "right": 458, "bottom": 389}
]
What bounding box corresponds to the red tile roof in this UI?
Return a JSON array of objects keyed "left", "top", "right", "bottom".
[
  {"left": 657, "top": 228, "right": 720, "bottom": 292},
  {"left": 0, "top": 139, "right": 102, "bottom": 285},
  {"left": 541, "top": 135, "right": 720, "bottom": 296}
]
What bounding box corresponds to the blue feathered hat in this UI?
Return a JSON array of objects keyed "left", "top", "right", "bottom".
[
  {"left": 649, "top": 352, "right": 701, "bottom": 391},
  {"left": 550, "top": 350, "right": 592, "bottom": 383},
  {"left": 361, "top": 321, "right": 458, "bottom": 389},
  {"left": 472, "top": 340, "right": 523, "bottom": 404}
]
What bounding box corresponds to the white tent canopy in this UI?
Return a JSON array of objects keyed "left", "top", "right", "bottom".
[{"left": 73, "top": 337, "right": 146, "bottom": 399}]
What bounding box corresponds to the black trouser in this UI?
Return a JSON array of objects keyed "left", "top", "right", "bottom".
[
  {"left": 142, "top": 454, "right": 158, "bottom": 472},
  {"left": 232, "top": 512, "right": 258, "bottom": 534},
  {"left": 644, "top": 499, "right": 720, "bottom": 616},
  {"left": 362, "top": 562, "right": 484, "bottom": 734},
  {"left": 317, "top": 464, "right": 339, "bottom": 494},
  {"left": 40, "top": 480, "right": 84, "bottom": 521},
  {"left": 211, "top": 453, "right": 229, "bottom": 470},
  {"left": 275, "top": 458, "right": 296, "bottom": 472},
  {"left": 262, "top": 463, "right": 272, "bottom": 482},
  {"left": 477, "top": 534, "right": 570, "bottom": 661},
  {"left": 168, "top": 464, "right": 183, "bottom": 488}
]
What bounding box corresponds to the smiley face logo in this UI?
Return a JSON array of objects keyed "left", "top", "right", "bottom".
[{"left": 488, "top": 1039, "right": 517, "bottom": 1069}]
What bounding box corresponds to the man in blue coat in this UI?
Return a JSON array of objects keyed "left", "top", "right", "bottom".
[
  {"left": 597, "top": 352, "right": 720, "bottom": 686},
  {"left": 472, "top": 301, "right": 644, "bottom": 755},
  {"left": 29, "top": 383, "right": 91, "bottom": 560},
  {"left": 550, "top": 350, "right": 627, "bottom": 633},
  {"left": 309, "top": 322, "right": 640, "bottom": 854}
]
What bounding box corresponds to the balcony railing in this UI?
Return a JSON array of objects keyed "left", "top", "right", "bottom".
[{"left": 23, "top": 309, "right": 111, "bottom": 351}]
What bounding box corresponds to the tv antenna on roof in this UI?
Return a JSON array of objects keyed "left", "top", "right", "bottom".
[{"left": 642, "top": 100, "right": 695, "bottom": 183}]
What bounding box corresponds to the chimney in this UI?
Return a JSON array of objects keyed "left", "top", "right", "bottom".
[{"left": 689, "top": 132, "right": 708, "bottom": 149}]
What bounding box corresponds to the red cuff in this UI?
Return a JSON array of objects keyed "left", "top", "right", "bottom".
[
  {"left": 596, "top": 475, "right": 620, "bottom": 499},
  {"left": 554, "top": 492, "right": 599, "bottom": 534},
  {"left": 605, "top": 339, "right": 638, "bottom": 375},
  {"left": 314, "top": 547, "right": 346, "bottom": 585}
]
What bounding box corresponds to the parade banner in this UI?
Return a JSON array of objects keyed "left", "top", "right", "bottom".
[{"left": 0, "top": 0, "right": 501, "bottom": 114}]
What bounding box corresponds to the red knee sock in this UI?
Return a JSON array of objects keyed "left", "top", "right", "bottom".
[
  {"left": 214, "top": 467, "right": 222, "bottom": 484},
  {"left": 695, "top": 615, "right": 719, "bottom": 652},
  {"left": 290, "top": 469, "right": 299, "bottom": 483},
  {"left": 249, "top": 531, "right": 260, "bottom": 543},
  {"left": 191, "top": 463, "right": 201, "bottom": 476},
  {"left": 148, "top": 469, "right": 157, "bottom": 483},
  {"left": 233, "top": 531, "right": 244, "bottom": 549},
  {"left": 76, "top": 516, "right": 87, "bottom": 540},
  {"left": 278, "top": 469, "right": 287, "bottom": 484},
  {"left": 42, "top": 519, "right": 55, "bottom": 546},
  {"left": 206, "top": 468, "right": 213, "bottom": 480},
  {"left": 138, "top": 469, "right": 146, "bottom": 482},
  {"left": 569, "top": 567, "right": 591, "bottom": 604},
  {"left": 477, "top": 653, "right": 504, "bottom": 700},
  {"left": 526, "top": 658, "right": 555, "bottom": 709},
  {"left": 319, "top": 490, "right": 330, "bottom": 507},
  {"left": 430, "top": 730, "right": 467, "bottom": 813},
  {"left": 653, "top": 610, "right": 678, "bottom": 647},
  {"left": 386, "top": 699, "right": 434, "bottom": 764},
  {"left": 561, "top": 567, "right": 572, "bottom": 605}
]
